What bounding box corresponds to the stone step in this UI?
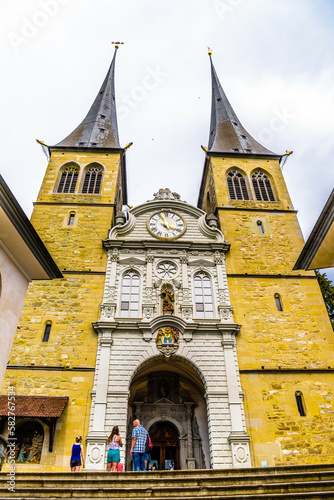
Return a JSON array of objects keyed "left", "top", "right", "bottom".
[
  {"left": 3, "top": 470, "right": 334, "bottom": 489},
  {"left": 2, "top": 480, "right": 334, "bottom": 498},
  {"left": 1, "top": 465, "right": 334, "bottom": 499}
]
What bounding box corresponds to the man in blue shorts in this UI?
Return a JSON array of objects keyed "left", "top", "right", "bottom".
[{"left": 130, "top": 419, "right": 148, "bottom": 471}]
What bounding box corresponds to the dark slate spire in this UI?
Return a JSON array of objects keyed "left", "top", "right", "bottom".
[
  {"left": 208, "top": 53, "right": 276, "bottom": 155},
  {"left": 55, "top": 47, "right": 120, "bottom": 148}
]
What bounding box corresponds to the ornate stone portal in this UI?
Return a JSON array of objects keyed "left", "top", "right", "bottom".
[{"left": 126, "top": 372, "right": 206, "bottom": 470}]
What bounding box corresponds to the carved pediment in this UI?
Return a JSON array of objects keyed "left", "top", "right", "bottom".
[{"left": 155, "top": 397, "right": 174, "bottom": 405}]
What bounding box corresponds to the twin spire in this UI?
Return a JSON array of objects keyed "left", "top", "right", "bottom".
[
  {"left": 208, "top": 52, "right": 276, "bottom": 155},
  {"left": 55, "top": 47, "right": 120, "bottom": 149},
  {"left": 55, "top": 47, "right": 275, "bottom": 156}
]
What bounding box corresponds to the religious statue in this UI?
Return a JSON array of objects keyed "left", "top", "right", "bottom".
[{"left": 160, "top": 284, "right": 175, "bottom": 314}]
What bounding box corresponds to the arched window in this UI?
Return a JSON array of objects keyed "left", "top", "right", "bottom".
[
  {"left": 257, "top": 220, "right": 264, "bottom": 234},
  {"left": 120, "top": 271, "right": 140, "bottom": 317},
  {"left": 42, "top": 321, "right": 52, "bottom": 342},
  {"left": 227, "top": 170, "right": 249, "bottom": 200},
  {"left": 274, "top": 293, "right": 283, "bottom": 311},
  {"left": 68, "top": 212, "right": 75, "bottom": 226},
  {"left": 194, "top": 272, "right": 214, "bottom": 318},
  {"left": 295, "top": 391, "right": 306, "bottom": 416},
  {"left": 82, "top": 165, "right": 103, "bottom": 194},
  {"left": 57, "top": 165, "right": 79, "bottom": 193},
  {"left": 252, "top": 171, "right": 275, "bottom": 201}
]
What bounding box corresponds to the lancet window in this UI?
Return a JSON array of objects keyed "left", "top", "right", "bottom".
[
  {"left": 57, "top": 165, "right": 79, "bottom": 193},
  {"left": 227, "top": 170, "right": 249, "bottom": 200},
  {"left": 193, "top": 272, "right": 214, "bottom": 319},
  {"left": 82, "top": 165, "right": 103, "bottom": 194},
  {"left": 120, "top": 271, "right": 140, "bottom": 317},
  {"left": 252, "top": 171, "right": 275, "bottom": 201}
]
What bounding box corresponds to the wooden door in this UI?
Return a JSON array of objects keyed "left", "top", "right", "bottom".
[{"left": 150, "top": 422, "right": 179, "bottom": 470}]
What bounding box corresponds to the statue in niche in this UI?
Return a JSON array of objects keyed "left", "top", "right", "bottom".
[
  {"left": 158, "top": 380, "right": 170, "bottom": 400},
  {"left": 26, "top": 431, "right": 43, "bottom": 463},
  {"left": 160, "top": 284, "right": 175, "bottom": 314}
]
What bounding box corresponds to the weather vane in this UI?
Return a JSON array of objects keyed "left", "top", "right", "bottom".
[{"left": 112, "top": 41, "right": 124, "bottom": 49}]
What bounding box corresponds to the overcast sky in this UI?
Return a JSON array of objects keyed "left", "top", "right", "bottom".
[{"left": 1, "top": 0, "right": 334, "bottom": 279}]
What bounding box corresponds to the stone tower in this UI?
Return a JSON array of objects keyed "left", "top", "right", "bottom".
[
  {"left": 198, "top": 52, "right": 334, "bottom": 466},
  {"left": 1, "top": 47, "right": 128, "bottom": 470}
]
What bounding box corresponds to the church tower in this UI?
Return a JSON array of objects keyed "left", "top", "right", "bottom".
[
  {"left": 198, "top": 52, "right": 334, "bottom": 466},
  {"left": 1, "top": 47, "right": 128, "bottom": 470}
]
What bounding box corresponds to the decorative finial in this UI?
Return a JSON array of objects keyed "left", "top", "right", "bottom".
[
  {"left": 112, "top": 41, "right": 124, "bottom": 50},
  {"left": 208, "top": 46, "right": 212, "bottom": 56}
]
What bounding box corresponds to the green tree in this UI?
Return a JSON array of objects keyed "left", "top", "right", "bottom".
[{"left": 315, "top": 270, "right": 334, "bottom": 330}]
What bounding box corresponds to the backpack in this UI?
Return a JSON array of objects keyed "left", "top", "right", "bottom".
[{"left": 145, "top": 433, "right": 153, "bottom": 453}]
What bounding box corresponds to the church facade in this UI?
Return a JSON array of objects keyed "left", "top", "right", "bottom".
[{"left": 1, "top": 47, "right": 334, "bottom": 471}]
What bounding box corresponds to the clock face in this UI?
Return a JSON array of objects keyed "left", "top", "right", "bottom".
[{"left": 148, "top": 211, "right": 186, "bottom": 240}]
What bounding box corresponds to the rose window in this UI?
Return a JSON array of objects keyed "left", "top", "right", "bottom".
[{"left": 156, "top": 261, "right": 178, "bottom": 279}]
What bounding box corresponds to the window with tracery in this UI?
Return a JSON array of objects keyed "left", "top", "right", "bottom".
[
  {"left": 120, "top": 271, "right": 140, "bottom": 317},
  {"left": 194, "top": 272, "right": 214, "bottom": 318},
  {"left": 227, "top": 170, "right": 249, "bottom": 200},
  {"left": 252, "top": 171, "right": 275, "bottom": 201},
  {"left": 57, "top": 165, "right": 79, "bottom": 193},
  {"left": 82, "top": 165, "right": 103, "bottom": 194}
]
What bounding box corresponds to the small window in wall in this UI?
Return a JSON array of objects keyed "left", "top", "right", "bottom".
[
  {"left": 82, "top": 165, "right": 103, "bottom": 194},
  {"left": 252, "top": 171, "right": 275, "bottom": 201},
  {"left": 68, "top": 212, "right": 75, "bottom": 226},
  {"left": 257, "top": 220, "right": 264, "bottom": 234},
  {"left": 206, "top": 192, "right": 211, "bottom": 214},
  {"left": 274, "top": 293, "right": 283, "bottom": 311},
  {"left": 57, "top": 165, "right": 79, "bottom": 193},
  {"left": 42, "top": 322, "right": 52, "bottom": 342},
  {"left": 295, "top": 391, "right": 306, "bottom": 416}
]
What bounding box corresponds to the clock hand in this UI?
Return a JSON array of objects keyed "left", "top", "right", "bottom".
[{"left": 160, "top": 212, "right": 171, "bottom": 229}]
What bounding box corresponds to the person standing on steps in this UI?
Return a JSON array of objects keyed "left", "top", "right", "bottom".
[
  {"left": 130, "top": 419, "right": 148, "bottom": 471},
  {"left": 106, "top": 426, "right": 123, "bottom": 472},
  {"left": 70, "top": 436, "right": 85, "bottom": 472}
]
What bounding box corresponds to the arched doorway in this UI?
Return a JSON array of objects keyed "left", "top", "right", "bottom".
[
  {"left": 126, "top": 356, "right": 209, "bottom": 470},
  {"left": 149, "top": 421, "right": 179, "bottom": 470}
]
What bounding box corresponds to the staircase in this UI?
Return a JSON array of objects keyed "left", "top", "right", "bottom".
[{"left": 1, "top": 463, "right": 334, "bottom": 499}]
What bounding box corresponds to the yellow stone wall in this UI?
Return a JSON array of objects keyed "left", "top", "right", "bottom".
[
  {"left": 200, "top": 154, "right": 334, "bottom": 466},
  {"left": 1, "top": 148, "right": 124, "bottom": 471},
  {"left": 241, "top": 372, "right": 334, "bottom": 467}
]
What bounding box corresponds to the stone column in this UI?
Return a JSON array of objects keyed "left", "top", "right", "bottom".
[
  {"left": 222, "top": 336, "right": 251, "bottom": 468},
  {"left": 185, "top": 403, "right": 196, "bottom": 469},
  {"left": 179, "top": 436, "right": 187, "bottom": 470},
  {"left": 215, "top": 251, "right": 229, "bottom": 305},
  {"left": 85, "top": 331, "right": 113, "bottom": 470},
  {"left": 180, "top": 253, "right": 193, "bottom": 321},
  {"left": 142, "top": 251, "right": 154, "bottom": 323},
  {"left": 101, "top": 249, "right": 118, "bottom": 320}
]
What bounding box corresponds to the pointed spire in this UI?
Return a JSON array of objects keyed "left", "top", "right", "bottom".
[
  {"left": 55, "top": 47, "right": 120, "bottom": 149},
  {"left": 208, "top": 52, "right": 276, "bottom": 156}
]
